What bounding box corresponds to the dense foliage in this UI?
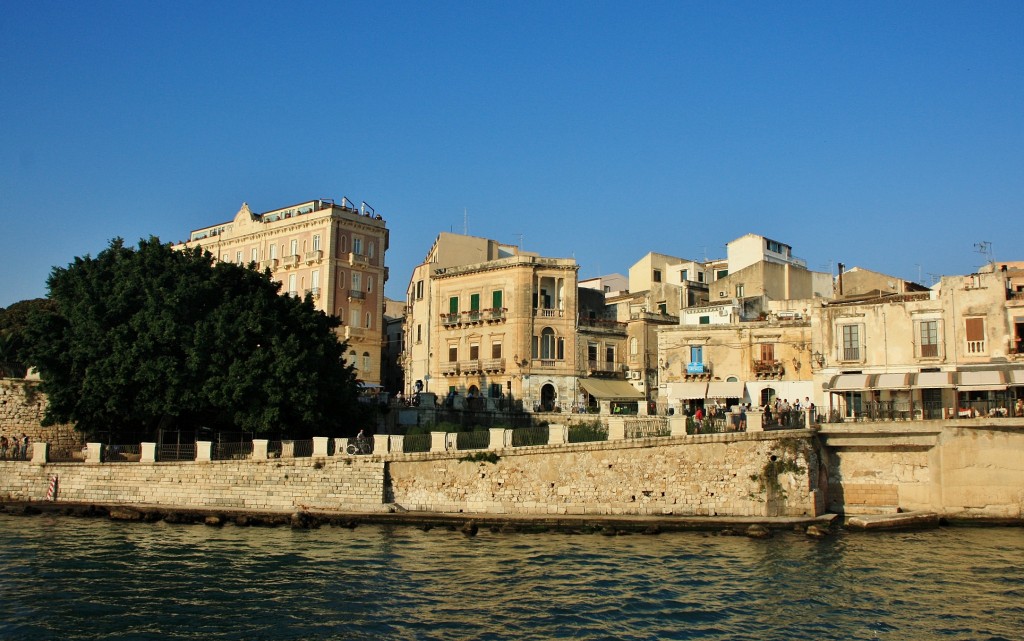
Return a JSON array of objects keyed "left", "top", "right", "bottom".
[
  {"left": 0, "top": 298, "right": 55, "bottom": 377},
  {"left": 25, "top": 237, "right": 364, "bottom": 440}
]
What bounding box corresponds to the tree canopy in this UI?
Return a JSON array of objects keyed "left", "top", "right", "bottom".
[
  {"left": 0, "top": 298, "right": 56, "bottom": 377},
  {"left": 25, "top": 237, "right": 365, "bottom": 441}
]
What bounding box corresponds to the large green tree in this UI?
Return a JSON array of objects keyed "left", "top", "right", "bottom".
[
  {"left": 25, "top": 237, "right": 363, "bottom": 440},
  {"left": 0, "top": 298, "right": 56, "bottom": 377}
]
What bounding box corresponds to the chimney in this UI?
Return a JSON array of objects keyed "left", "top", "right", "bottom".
[{"left": 837, "top": 263, "right": 845, "bottom": 297}]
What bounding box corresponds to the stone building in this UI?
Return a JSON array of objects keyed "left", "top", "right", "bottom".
[
  {"left": 175, "top": 198, "right": 389, "bottom": 385},
  {"left": 815, "top": 265, "right": 1024, "bottom": 419}
]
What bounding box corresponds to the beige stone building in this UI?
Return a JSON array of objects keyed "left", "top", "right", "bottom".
[
  {"left": 814, "top": 265, "right": 1024, "bottom": 419},
  {"left": 176, "top": 198, "right": 389, "bottom": 385},
  {"left": 403, "top": 233, "right": 642, "bottom": 414}
]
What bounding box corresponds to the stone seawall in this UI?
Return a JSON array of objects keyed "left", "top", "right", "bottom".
[
  {"left": 388, "top": 432, "right": 821, "bottom": 517},
  {"left": 0, "top": 431, "right": 822, "bottom": 519},
  {"left": 0, "top": 457, "right": 386, "bottom": 513}
]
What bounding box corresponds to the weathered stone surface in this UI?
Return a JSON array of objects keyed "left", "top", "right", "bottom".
[
  {"left": 745, "top": 524, "right": 772, "bottom": 539},
  {"left": 109, "top": 507, "right": 143, "bottom": 521}
]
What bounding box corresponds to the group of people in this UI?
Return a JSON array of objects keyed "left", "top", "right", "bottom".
[
  {"left": 763, "top": 397, "right": 814, "bottom": 428},
  {"left": 0, "top": 433, "right": 29, "bottom": 460}
]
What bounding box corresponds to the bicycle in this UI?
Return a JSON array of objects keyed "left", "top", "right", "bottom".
[{"left": 346, "top": 437, "right": 372, "bottom": 456}]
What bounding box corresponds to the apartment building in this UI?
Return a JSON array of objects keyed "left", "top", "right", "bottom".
[
  {"left": 176, "top": 198, "right": 389, "bottom": 385},
  {"left": 816, "top": 266, "right": 1024, "bottom": 419}
]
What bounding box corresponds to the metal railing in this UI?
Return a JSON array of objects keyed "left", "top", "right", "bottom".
[
  {"left": 213, "top": 441, "right": 253, "bottom": 460},
  {"left": 511, "top": 426, "right": 548, "bottom": 447},
  {"left": 105, "top": 444, "right": 141, "bottom": 462},
  {"left": 456, "top": 431, "right": 489, "bottom": 451},
  {"left": 159, "top": 443, "right": 196, "bottom": 462},
  {"left": 567, "top": 423, "right": 608, "bottom": 443},
  {"left": 625, "top": 417, "right": 670, "bottom": 439},
  {"left": 402, "top": 433, "right": 431, "bottom": 453}
]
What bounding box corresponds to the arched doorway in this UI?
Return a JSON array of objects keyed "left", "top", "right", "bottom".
[
  {"left": 760, "top": 387, "right": 776, "bottom": 407},
  {"left": 541, "top": 383, "right": 557, "bottom": 412}
]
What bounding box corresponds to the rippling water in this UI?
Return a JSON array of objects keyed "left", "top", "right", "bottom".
[{"left": 0, "top": 514, "right": 1020, "bottom": 640}]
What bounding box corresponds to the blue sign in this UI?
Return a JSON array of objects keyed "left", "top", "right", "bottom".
[{"left": 686, "top": 362, "right": 705, "bottom": 374}]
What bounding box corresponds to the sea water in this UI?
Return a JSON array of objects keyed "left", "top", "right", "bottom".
[{"left": 0, "top": 514, "right": 1020, "bottom": 640}]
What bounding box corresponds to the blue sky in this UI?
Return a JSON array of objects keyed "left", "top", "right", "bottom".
[{"left": 2, "top": 1, "right": 1021, "bottom": 308}]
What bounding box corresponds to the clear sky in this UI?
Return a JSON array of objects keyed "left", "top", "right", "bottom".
[{"left": 2, "top": 1, "right": 1021, "bottom": 308}]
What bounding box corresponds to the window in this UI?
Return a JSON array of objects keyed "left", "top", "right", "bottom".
[
  {"left": 366, "top": 276, "right": 373, "bottom": 293},
  {"left": 416, "top": 324, "right": 422, "bottom": 343},
  {"left": 340, "top": 235, "right": 348, "bottom": 253},
  {"left": 658, "top": 302, "right": 667, "bottom": 314},
  {"left": 736, "top": 284, "right": 745, "bottom": 297},
  {"left": 470, "top": 343, "right": 479, "bottom": 359},
  {"left": 449, "top": 345, "right": 458, "bottom": 362},
  {"left": 717, "top": 269, "right": 728, "bottom": 280},
  {"left": 588, "top": 343, "right": 598, "bottom": 363},
  {"left": 492, "top": 290, "right": 503, "bottom": 309},
  {"left": 653, "top": 269, "right": 662, "bottom": 283},
  {"left": 919, "top": 320, "right": 939, "bottom": 357},
  {"left": 312, "top": 235, "right": 321, "bottom": 251},
  {"left": 630, "top": 337, "right": 638, "bottom": 356},
  {"left": 251, "top": 247, "right": 258, "bottom": 262},
  {"left": 605, "top": 345, "right": 614, "bottom": 365},
  {"left": 449, "top": 296, "right": 459, "bottom": 314},
  {"left": 492, "top": 342, "right": 502, "bottom": 358},
  {"left": 290, "top": 239, "right": 298, "bottom": 257},
  {"left": 353, "top": 237, "right": 363, "bottom": 255},
  {"left": 311, "top": 270, "right": 320, "bottom": 291},
  {"left": 362, "top": 352, "right": 371, "bottom": 370},
  {"left": 337, "top": 307, "right": 344, "bottom": 323},
  {"left": 690, "top": 346, "right": 703, "bottom": 363},
  {"left": 698, "top": 272, "right": 705, "bottom": 283},
  {"left": 236, "top": 251, "right": 242, "bottom": 264},
  {"left": 558, "top": 337, "right": 565, "bottom": 360},
  {"left": 338, "top": 269, "right": 346, "bottom": 288},
  {"left": 470, "top": 293, "right": 480, "bottom": 311},
  {"left": 540, "top": 328, "right": 556, "bottom": 359},
  {"left": 365, "top": 312, "right": 372, "bottom": 329},
  {"left": 352, "top": 272, "right": 361, "bottom": 292},
  {"left": 842, "top": 324, "right": 860, "bottom": 360},
  {"left": 489, "top": 383, "right": 502, "bottom": 398},
  {"left": 699, "top": 316, "right": 710, "bottom": 325},
  {"left": 965, "top": 317, "right": 986, "bottom": 354},
  {"left": 288, "top": 274, "right": 297, "bottom": 296},
  {"left": 270, "top": 244, "right": 278, "bottom": 259},
  {"left": 368, "top": 242, "right": 374, "bottom": 258},
  {"left": 681, "top": 269, "right": 688, "bottom": 282},
  {"left": 761, "top": 343, "right": 775, "bottom": 361}
]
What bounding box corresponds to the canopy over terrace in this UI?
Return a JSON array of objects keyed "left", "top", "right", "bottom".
[{"left": 578, "top": 378, "right": 645, "bottom": 414}]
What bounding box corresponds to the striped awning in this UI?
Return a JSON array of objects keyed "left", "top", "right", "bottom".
[
  {"left": 915, "top": 371, "right": 954, "bottom": 388},
  {"left": 956, "top": 370, "right": 1007, "bottom": 392},
  {"left": 828, "top": 374, "right": 871, "bottom": 391},
  {"left": 872, "top": 373, "right": 912, "bottom": 389}
]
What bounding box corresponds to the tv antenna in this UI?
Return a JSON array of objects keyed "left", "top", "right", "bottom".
[{"left": 974, "top": 241, "right": 993, "bottom": 265}]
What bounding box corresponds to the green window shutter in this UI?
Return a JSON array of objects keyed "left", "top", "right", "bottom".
[
  {"left": 470, "top": 293, "right": 480, "bottom": 311},
  {"left": 492, "top": 290, "right": 502, "bottom": 309},
  {"left": 449, "top": 297, "right": 459, "bottom": 314}
]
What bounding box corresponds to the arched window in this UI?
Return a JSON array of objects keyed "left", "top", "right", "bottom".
[
  {"left": 365, "top": 312, "right": 372, "bottom": 329},
  {"left": 541, "top": 327, "right": 556, "bottom": 359},
  {"left": 362, "top": 352, "right": 371, "bottom": 370}
]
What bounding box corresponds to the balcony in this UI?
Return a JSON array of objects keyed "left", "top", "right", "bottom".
[
  {"left": 441, "top": 362, "right": 459, "bottom": 376},
  {"left": 304, "top": 250, "right": 323, "bottom": 264},
  {"left": 459, "top": 359, "right": 481, "bottom": 373},
  {"left": 483, "top": 307, "right": 507, "bottom": 322},
  {"left": 284, "top": 254, "right": 300, "bottom": 268},
  {"left": 304, "top": 287, "right": 321, "bottom": 300},
  {"left": 440, "top": 313, "right": 460, "bottom": 326},
  {"left": 259, "top": 259, "right": 279, "bottom": 271},
  {"left": 343, "top": 326, "right": 366, "bottom": 340},
  {"left": 685, "top": 362, "right": 711, "bottom": 380},
  {"left": 842, "top": 347, "right": 861, "bottom": 361},
  {"left": 966, "top": 340, "right": 986, "bottom": 354},
  {"left": 535, "top": 307, "right": 563, "bottom": 318},
  {"left": 588, "top": 360, "right": 620, "bottom": 374},
  {"left": 752, "top": 359, "right": 784, "bottom": 379},
  {"left": 348, "top": 290, "right": 366, "bottom": 301},
  {"left": 348, "top": 252, "right": 369, "bottom": 265},
  {"left": 578, "top": 318, "right": 627, "bottom": 335},
  {"left": 482, "top": 358, "right": 505, "bottom": 372}
]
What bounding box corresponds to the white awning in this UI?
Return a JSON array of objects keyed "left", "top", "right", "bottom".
[
  {"left": 915, "top": 371, "right": 954, "bottom": 388},
  {"left": 957, "top": 370, "right": 1007, "bottom": 392},
  {"left": 872, "top": 373, "right": 911, "bottom": 389},
  {"left": 706, "top": 381, "right": 745, "bottom": 399},
  {"left": 828, "top": 374, "right": 870, "bottom": 391},
  {"left": 667, "top": 382, "right": 708, "bottom": 400},
  {"left": 1010, "top": 369, "right": 1024, "bottom": 386}
]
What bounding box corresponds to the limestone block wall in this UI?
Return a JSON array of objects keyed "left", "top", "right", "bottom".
[
  {"left": 0, "top": 379, "right": 80, "bottom": 452},
  {"left": 0, "top": 457, "right": 386, "bottom": 513},
  {"left": 387, "top": 432, "right": 821, "bottom": 517},
  {"left": 820, "top": 420, "right": 1024, "bottom": 520}
]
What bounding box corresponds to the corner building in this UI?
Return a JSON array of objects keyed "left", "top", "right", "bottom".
[{"left": 175, "top": 198, "right": 389, "bottom": 386}]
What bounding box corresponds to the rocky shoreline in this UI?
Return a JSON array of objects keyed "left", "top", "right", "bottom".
[{"left": 0, "top": 499, "right": 940, "bottom": 539}]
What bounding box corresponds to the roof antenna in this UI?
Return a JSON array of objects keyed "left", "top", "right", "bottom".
[
  {"left": 974, "top": 241, "right": 993, "bottom": 265},
  {"left": 463, "top": 207, "right": 468, "bottom": 235}
]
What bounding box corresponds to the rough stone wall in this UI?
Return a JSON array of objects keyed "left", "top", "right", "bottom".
[
  {"left": 388, "top": 433, "right": 820, "bottom": 517},
  {"left": 0, "top": 457, "right": 385, "bottom": 513},
  {"left": 0, "top": 379, "right": 80, "bottom": 452}
]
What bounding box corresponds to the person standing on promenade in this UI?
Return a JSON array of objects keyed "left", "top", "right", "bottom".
[
  {"left": 0, "top": 435, "right": 7, "bottom": 460},
  {"left": 19, "top": 434, "right": 29, "bottom": 460}
]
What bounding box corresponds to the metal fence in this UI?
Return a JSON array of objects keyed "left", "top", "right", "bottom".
[
  {"left": 511, "top": 426, "right": 548, "bottom": 447},
  {"left": 624, "top": 417, "right": 670, "bottom": 439},
  {"left": 567, "top": 423, "right": 608, "bottom": 443},
  {"left": 456, "top": 430, "right": 490, "bottom": 451},
  {"left": 105, "top": 444, "right": 141, "bottom": 462},
  {"left": 213, "top": 441, "right": 253, "bottom": 460},
  {"left": 159, "top": 443, "right": 196, "bottom": 462},
  {"left": 402, "top": 433, "right": 431, "bottom": 453}
]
